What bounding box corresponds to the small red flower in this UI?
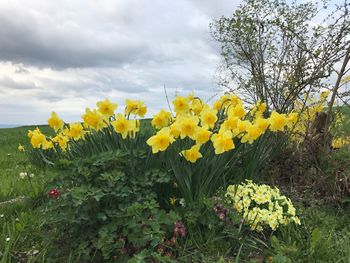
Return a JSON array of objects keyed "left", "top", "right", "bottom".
[{"left": 48, "top": 188, "right": 61, "bottom": 198}]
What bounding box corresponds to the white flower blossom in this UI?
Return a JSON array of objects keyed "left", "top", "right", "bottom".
[{"left": 19, "top": 172, "right": 28, "bottom": 179}]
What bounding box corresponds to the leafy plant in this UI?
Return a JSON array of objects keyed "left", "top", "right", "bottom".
[{"left": 43, "top": 150, "right": 179, "bottom": 262}]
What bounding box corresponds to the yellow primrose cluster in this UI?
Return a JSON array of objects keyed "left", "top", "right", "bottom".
[
  {"left": 27, "top": 98, "right": 146, "bottom": 151},
  {"left": 147, "top": 93, "right": 298, "bottom": 163},
  {"left": 226, "top": 180, "right": 301, "bottom": 231}
]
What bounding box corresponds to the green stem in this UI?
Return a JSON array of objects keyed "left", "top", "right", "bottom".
[{"left": 129, "top": 137, "right": 136, "bottom": 177}]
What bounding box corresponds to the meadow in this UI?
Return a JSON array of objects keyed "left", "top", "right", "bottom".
[{"left": 0, "top": 96, "right": 350, "bottom": 262}]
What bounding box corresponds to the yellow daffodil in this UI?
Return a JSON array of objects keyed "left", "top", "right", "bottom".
[
  {"left": 68, "top": 123, "right": 85, "bottom": 140},
  {"left": 178, "top": 116, "right": 199, "bottom": 139},
  {"left": 211, "top": 130, "right": 235, "bottom": 154},
  {"left": 229, "top": 104, "right": 246, "bottom": 119},
  {"left": 241, "top": 124, "right": 263, "bottom": 144},
  {"left": 200, "top": 108, "right": 218, "bottom": 129},
  {"left": 173, "top": 95, "right": 190, "bottom": 115},
  {"left": 30, "top": 128, "right": 46, "bottom": 148},
  {"left": 222, "top": 116, "right": 239, "bottom": 131},
  {"left": 234, "top": 120, "right": 251, "bottom": 135},
  {"left": 190, "top": 98, "right": 204, "bottom": 115},
  {"left": 42, "top": 139, "right": 54, "bottom": 150},
  {"left": 146, "top": 127, "right": 175, "bottom": 153},
  {"left": 48, "top": 112, "right": 64, "bottom": 132},
  {"left": 180, "top": 144, "right": 203, "bottom": 163},
  {"left": 254, "top": 118, "right": 269, "bottom": 131},
  {"left": 170, "top": 121, "right": 181, "bottom": 138},
  {"left": 286, "top": 112, "right": 298, "bottom": 127},
  {"left": 193, "top": 126, "right": 211, "bottom": 145},
  {"left": 82, "top": 108, "right": 106, "bottom": 131},
  {"left": 96, "top": 98, "right": 118, "bottom": 116},
  {"left": 111, "top": 114, "right": 138, "bottom": 139},
  {"left": 151, "top": 109, "right": 172, "bottom": 129},
  {"left": 125, "top": 99, "right": 147, "bottom": 117},
  {"left": 18, "top": 144, "right": 25, "bottom": 152},
  {"left": 52, "top": 133, "right": 69, "bottom": 150},
  {"left": 268, "top": 111, "right": 287, "bottom": 132},
  {"left": 27, "top": 130, "right": 33, "bottom": 138},
  {"left": 258, "top": 102, "right": 266, "bottom": 113}
]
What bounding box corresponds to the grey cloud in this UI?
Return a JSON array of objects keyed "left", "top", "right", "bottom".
[
  {"left": 0, "top": 75, "right": 37, "bottom": 90},
  {"left": 15, "top": 65, "right": 30, "bottom": 74},
  {"left": 0, "top": 0, "right": 237, "bottom": 125},
  {"left": 189, "top": 0, "right": 239, "bottom": 19},
  {"left": 0, "top": 0, "right": 224, "bottom": 69},
  {"left": 0, "top": 8, "right": 155, "bottom": 68}
]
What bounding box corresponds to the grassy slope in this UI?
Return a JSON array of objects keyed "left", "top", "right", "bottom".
[
  {"left": 0, "top": 126, "right": 54, "bottom": 263},
  {"left": 0, "top": 126, "right": 53, "bottom": 201}
]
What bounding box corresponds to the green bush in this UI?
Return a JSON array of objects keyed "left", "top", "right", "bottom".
[{"left": 43, "top": 150, "right": 180, "bottom": 262}]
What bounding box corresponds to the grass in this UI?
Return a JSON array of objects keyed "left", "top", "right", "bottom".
[
  {"left": 0, "top": 125, "right": 55, "bottom": 263},
  {"left": 0, "top": 126, "right": 54, "bottom": 201},
  {"left": 269, "top": 204, "right": 350, "bottom": 262},
  {"left": 0, "top": 125, "right": 350, "bottom": 262}
]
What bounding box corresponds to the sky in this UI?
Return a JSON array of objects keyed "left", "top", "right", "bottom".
[{"left": 0, "top": 0, "right": 241, "bottom": 125}]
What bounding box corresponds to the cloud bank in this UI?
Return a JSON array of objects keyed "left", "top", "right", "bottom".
[{"left": 0, "top": 0, "right": 240, "bottom": 125}]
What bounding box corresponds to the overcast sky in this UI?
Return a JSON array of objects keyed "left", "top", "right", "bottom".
[{"left": 0, "top": 0, "right": 243, "bottom": 125}]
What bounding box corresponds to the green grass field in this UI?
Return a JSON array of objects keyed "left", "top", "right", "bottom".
[
  {"left": 0, "top": 126, "right": 54, "bottom": 201},
  {"left": 0, "top": 125, "right": 350, "bottom": 262},
  {"left": 0, "top": 126, "right": 56, "bottom": 263}
]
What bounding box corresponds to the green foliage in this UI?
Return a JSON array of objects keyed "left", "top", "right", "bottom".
[
  {"left": 44, "top": 150, "right": 179, "bottom": 262},
  {"left": 268, "top": 205, "right": 350, "bottom": 262},
  {"left": 1, "top": 123, "right": 350, "bottom": 262},
  {"left": 175, "top": 195, "right": 267, "bottom": 262},
  {"left": 163, "top": 131, "right": 284, "bottom": 204},
  {"left": 315, "top": 145, "right": 350, "bottom": 200}
]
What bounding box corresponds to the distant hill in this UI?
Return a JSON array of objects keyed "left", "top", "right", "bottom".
[{"left": 0, "top": 124, "right": 21, "bottom": 128}]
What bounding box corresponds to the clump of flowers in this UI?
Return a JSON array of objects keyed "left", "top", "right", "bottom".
[
  {"left": 19, "top": 172, "right": 34, "bottom": 179},
  {"left": 27, "top": 93, "right": 299, "bottom": 159},
  {"left": 26, "top": 98, "right": 144, "bottom": 152},
  {"left": 147, "top": 93, "right": 297, "bottom": 162},
  {"left": 156, "top": 221, "right": 187, "bottom": 258},
  {"left": 226, "top": 180, "right": 301, "bottom": 231}
]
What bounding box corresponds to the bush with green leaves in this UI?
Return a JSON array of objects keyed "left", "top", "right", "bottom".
[{"left": 44, "top": 150, "right": 180, "bottom": 262}]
